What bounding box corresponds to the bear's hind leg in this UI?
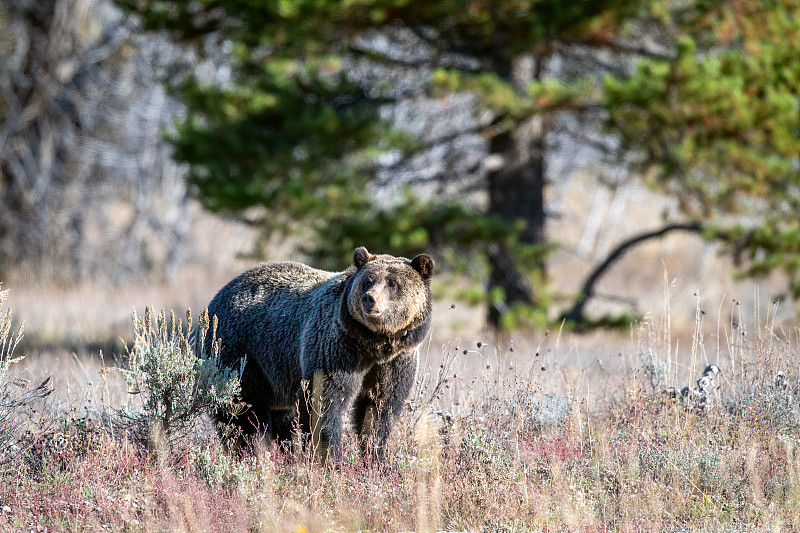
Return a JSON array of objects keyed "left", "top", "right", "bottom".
[{"left": 225, "top": 360, "right": 276, "bottom": 448}]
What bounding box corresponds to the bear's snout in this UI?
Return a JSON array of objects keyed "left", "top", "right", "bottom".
[{"left": 361, "top": 292, "right": 380, "bottom": 314}]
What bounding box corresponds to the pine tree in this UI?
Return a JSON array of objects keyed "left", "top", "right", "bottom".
[
  {"left": 602, "top": 0, "right": 800, "bottom": 299},
  {"left": 117, "top": 0, "right": 645, "bottom": 328}
]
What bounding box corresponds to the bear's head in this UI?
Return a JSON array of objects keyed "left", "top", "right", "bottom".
[{"left": 347, "top": 246, "right": 434, "bottom": 337}]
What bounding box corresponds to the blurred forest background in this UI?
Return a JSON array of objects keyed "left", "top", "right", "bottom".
[{"left": 1, "top": 0, "right": 799, "bottom": 352}]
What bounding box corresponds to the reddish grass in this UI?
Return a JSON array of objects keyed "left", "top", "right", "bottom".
[{"left": 4, "top": 278, "right": 800, "bottom": 531}]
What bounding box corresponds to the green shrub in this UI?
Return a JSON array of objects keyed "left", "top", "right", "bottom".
[
  {"left": 723, "top": 370, "right": 800, "bottom": 433},
  {"left": 118, "top": 306, "right": 244, "bottom": 455},
  {"left": 192, "top": 444, "right": 263, "bottom": 494}
]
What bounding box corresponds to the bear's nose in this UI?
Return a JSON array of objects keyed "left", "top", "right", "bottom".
[{"left": 362, "top": 293, "right": 376, "bottom": 309}]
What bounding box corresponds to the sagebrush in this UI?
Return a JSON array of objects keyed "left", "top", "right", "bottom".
[{"left": 117, "top": 306, "right": 244, "bottom": 455}]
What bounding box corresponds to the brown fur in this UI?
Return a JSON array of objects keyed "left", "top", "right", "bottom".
[{"left": 205, "top": 246, "right": 434, "bottom": 461}]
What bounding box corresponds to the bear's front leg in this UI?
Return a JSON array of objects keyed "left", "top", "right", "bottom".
[
  {"left": 298, "top": 369, "right": 362, "bottom": 463},
  {"left": 353, "top": 350, "right": 418, "bottom": 462}
]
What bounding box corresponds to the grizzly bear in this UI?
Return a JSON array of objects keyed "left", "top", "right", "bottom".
[{"left": 204, "top": 246, "right": 434, "bottom": 460}]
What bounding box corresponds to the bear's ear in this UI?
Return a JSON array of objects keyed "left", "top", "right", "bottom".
[
  {"left": 353, "top": 246, "right": 375, "bottom": 268},
  {"left": 411, "top": 254, "right": 434, "bottom": 279}
]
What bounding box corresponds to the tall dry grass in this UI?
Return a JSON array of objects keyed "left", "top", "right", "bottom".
[{"left": 2, "top": 283, "right": 800, "bottom": 531}]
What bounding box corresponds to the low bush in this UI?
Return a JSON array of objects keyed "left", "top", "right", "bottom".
[{"left": 116, "top": 306, "right": 244, "bottom": 457}]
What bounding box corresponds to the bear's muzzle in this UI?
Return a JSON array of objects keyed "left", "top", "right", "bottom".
[{"left": 361, "top": 292, "right": 381, "bottom": 315}]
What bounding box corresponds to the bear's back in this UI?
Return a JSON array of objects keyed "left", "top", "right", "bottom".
[
  {"left": 207, "top": 261, "right": 341, "bottom": 361},
  {"left": 212, "top": 262, "right": 334, "bottom": 310}
]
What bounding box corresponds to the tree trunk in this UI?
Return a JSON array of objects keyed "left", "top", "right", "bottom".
[{"left": 486, "top": 54, "right": 547, "bottom": 328}]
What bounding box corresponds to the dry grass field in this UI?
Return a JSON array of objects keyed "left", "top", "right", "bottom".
[
  {"left": 2, "top": 175, "right": 800, "bottom": 532},
  {"left": 3, "top": 283, "right": 800, "bottom": 532}
]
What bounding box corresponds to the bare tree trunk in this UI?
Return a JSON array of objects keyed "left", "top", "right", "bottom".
[{"left": 486, "top": 54, "right": 547, "bottom": 328}]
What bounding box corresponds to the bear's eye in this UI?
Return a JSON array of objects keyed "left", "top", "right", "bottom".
[
  {"left": 363, "top": 277, "right": 375, "bottom": 289},
  {"left": 387, "top": 279, "right": 398, "bottom": 292}
]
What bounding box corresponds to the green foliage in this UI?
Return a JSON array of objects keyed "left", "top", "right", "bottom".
[
  {"left": 116, "top": 0, "right": 646, "bottom": 327},
  {"left": 119, "top": 0, "right": 409, "bottom": 240},
  {"left": 192, "top": 445, "right": 262, "bottom": 494},
  {"left": 119, "top": 306, "right": 243, "bottom": 453},
  {"left": 726, "top": 372, "right": 800, "bottom": 434},
  {"left": 490, "top": 287, "right": 552, "bottom": 330},
  {"left": 171, "top": 65, "right": 392, "bottom": 226},
  {"left": 120, "top": 0, "right": 641, "bottom": 52},
  {"left": 432, "top": 69, "right": 536, "bottom": 123},
  {"left": 529, "top": 76, "right": 598, "bottom": 111},
  {"left": 602, "top": 0, "right": 800, "bottom": 297},
  {"left": 304, "top": 189, "right": 547, "bottom": 267}
]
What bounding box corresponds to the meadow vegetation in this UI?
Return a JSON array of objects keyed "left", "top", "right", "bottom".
[{"left": 2, "top": 283, "right": 800, "bottom": 532}]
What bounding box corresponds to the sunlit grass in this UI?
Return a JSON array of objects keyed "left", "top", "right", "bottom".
[{"left": 2, "top": 284, "right": 800, "bottom": 532}]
